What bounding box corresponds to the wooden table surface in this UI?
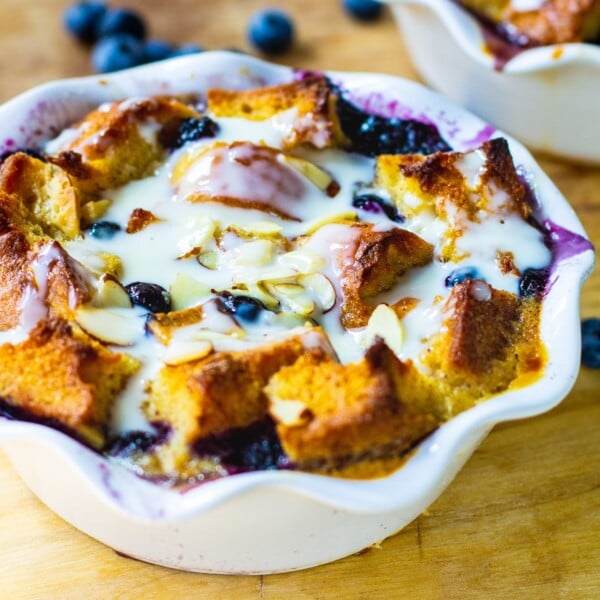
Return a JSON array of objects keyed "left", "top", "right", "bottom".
[{"left": 0, "top": 1, "right": 598, "bottom": 598}]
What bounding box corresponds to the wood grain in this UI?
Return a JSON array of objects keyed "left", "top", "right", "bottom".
[{"left": 0, "top": 1, "right": 598, "bottom": 598}]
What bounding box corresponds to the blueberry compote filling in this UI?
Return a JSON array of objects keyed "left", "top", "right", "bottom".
[
  {"left": 335, "top": 95, "right": 451, "bottom": 157},
  {"left": 104, "top": 425, "right": 169, "bottom": 458},
  {"left": 193, "top": 418, "right": 291, "bottom": 474}
]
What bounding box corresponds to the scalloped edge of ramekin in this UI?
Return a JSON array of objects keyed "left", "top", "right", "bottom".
[{"left": 0, "top": 52, "right": 594, "bottom": 573}]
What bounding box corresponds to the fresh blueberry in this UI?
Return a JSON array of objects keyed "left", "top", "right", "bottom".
[
  {"left": 352, "top": 192, "right": 404, "bottom": 222},
  {"left": 581, "top": 318, "right": 600, "bottom": 368},
  {"left": 342, "top": 0, "right": 383, "bottom": 21},
  {"left": 248, "top": 9, "right": 294, "bottom": 54},
  {"left": 335, "top": 94, "right": 451, "bottom": 156},
  {"left": 144, "top": 39, "right": 173, "bottom": 63},
  {"left": 63, "top": 1, "right": 107, "bottom": 44},
  {"left": 91, "top": 34, "right": 146, "bottom": 73},
  {"left": 170, "top": 43, "right": 205, "bottom": 57},
  {"left": 87, "top": 220, "right": 121, "bottom": 240},
  {"left": 217, "top": 292, "right": 265, "bottom": 322},
  {"left": 96, "top": 8, "right": 147, "bottom": 41},
  {"left": 519, "top": 267, "right": 548, "bottom": 298},
  {"left": 445, "top": 266, "right": 480, "bottom": 287},
  {"left": 125, "top": 282, "right": 171, "bottom": 313}
]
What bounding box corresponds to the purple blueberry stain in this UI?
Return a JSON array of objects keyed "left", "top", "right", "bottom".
[
  {"left": 544, "top": 220, "right": 594, "bottom": 263},
  {"left": 98, "top": 462, "right": 123, "bottom": 502}
]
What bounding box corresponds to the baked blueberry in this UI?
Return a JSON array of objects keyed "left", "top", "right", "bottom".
[
  {"left": 581, "top": 318, "right": 600, "bottom": 368},
  {"left": 248, "top": 9, "right": 294, "bottom": 54},
  {"left": 342, "top": 0, "right": 383, "bottom": 21},
  {"left": 63, "top": 1, "right": 107, "bottom": 44},
  {"left": 352, "top": 192, "right": 404, "bottom": 222},
  {"left": 194, "top": 419, "right": 290, "bottom": 473},
  {"left": 91, "top": 34, "right": 146, "bottom": 73},
  {"left": 96, "top": 7, "right": 146, "bottom": 41},
  {"left": 445, "top": 266, "right": 480, "bottom": 287},
  {"left": 335, "top": 94, "right": 451, "bottom": 156},
  {"left": 87, "top": 220, "right": 121, "bottom": 240},
  {"left": 144, "top": 39, "right": 173, "bottom": 63},
  {"left": 125, "top": 282, "right": 171, "bottom": 313},
  {"left": 175, "top": 117, "right": 219, "bottom": 147},
  {"left": 217, "top": 292, "right": 265, "bottom": 322},
  {"left": 519, "top": 267, "right": 548, "bottom": 298}
]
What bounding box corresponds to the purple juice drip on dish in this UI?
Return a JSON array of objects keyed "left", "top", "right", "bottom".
[{"left": 544, "top": 220, "right": 595, "bottom": 263}]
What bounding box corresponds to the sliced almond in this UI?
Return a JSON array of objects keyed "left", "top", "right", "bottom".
[
  {"left": 299, "top": 273, "right": 336, "bottom": 311},
  {"left": 268, "top": 283, "right": 315, "bottom": 316},
  {"left": 177, "top": 215, "right": 218, "bottom": 259},
  {"left": 228, "top": 221, "right": 283, "bottom": 238},
  {"left": 95, "top": 274, "right": 132, "bottom": 308},
  {"left": 232, "top": 283, "right": 279, "bottom": 311},
  {"left": 75, "top": 306, "right": 142, "bottom": 346},
  {"left": 304, "top": 211, "right": 357, "bottom": 235},
  {"left": 170, "top": 273, "right": 211, "bottom": 311},
  {"left": 197, "top": 249, "right": 219, "bottom": 270},
  {"left": 234, "top": 266, "right": 297, "bottom": 286},
  {"left": 363, "top": 304, "right": 404, "bottom": 356},
  {"left": 278, "top": 154, "right": 340, "bottom": 197},
  {"left": 162, "top": 339, "right": 213, "bottom": 366},
  {"left": 269, "top": 398, "right": 312, "bottom": 426},
  {"left": 279, "top": 250, "right": 325, "bottom": 274},
  {"left": 232, "top": 239, "right": 274, "bottom": 267}
]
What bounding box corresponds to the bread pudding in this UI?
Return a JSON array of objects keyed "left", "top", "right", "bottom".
[
  {"left": 458, "top": 0, "right": 600, "bottom": 46},
  {"left": 0, "top": 76, "right": 552, "bottom": 484}
]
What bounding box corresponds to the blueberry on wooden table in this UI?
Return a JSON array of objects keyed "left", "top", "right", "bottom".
[
  {"left": 91, "top": 34, "right": 146, "bottom": 73},
  {"left": 143, "top": 39, "right": 174, "bottom": 63},
  {"left": 342, "top": 0, "right": 383, "bottom": 21},
  {"left": 96, "top": 7, "right": 147, "bottom": 41},
  {"left": 248, "top": 9, "right": 294, "bottom": 54},
  {"left": 581, "top": 318, "right": 600, "bottom": 368},
  {"left": 63, "top": 1, "right": 107, "bottom": 44}
]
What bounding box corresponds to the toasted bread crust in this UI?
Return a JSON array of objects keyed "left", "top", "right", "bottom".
[
  {"left": 207, "top": 77, "right": 335, "bottom": 149},
  {"left": 0, "top": 317, "right": 139, "bottom": 447},
  {"left": 339, "top": 224, "right": 433, "bottom": 328},
  {"left": 47, "top": 97, "right": 199, "bottom": 195},
  {"left": 266, "top": 342, "right": 439, "bottom": 468}
]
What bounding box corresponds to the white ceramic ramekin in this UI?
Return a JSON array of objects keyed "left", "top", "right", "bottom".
[
  {"left": 384, "top": 0, "right": 600, "bottom": 163},
  {"left": 0, "top": 52, "right": 594, "bottom": 574}
]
